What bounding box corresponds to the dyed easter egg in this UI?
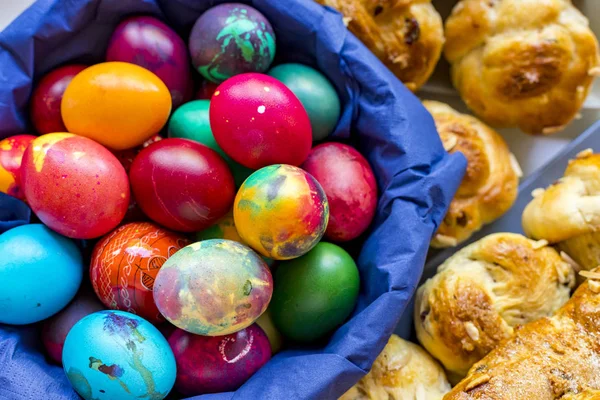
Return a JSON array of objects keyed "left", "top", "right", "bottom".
[
  {"left": 42, "top": 291, "right": 104, "bottom": 364},
  {"left": 268, "top": 63, "right": 340, "bottom": 141},
  {"left": 0, "top": 134, "right": 35, "bottom": 200},
  {"left": 61, "top": 62, "right": 171, "bottom": 150},
  {"left": 189, "top": 3, "right": 276, "bottom": 83},
  {"left": 106, "top": 16, "right": 192, "bottom": 108},
  {"left": 30, "top": 64, "right": 87, "bottom": 134},
  {"left": 63, "top": 310, "right": 176, "bottom": 400},
  {"left": 21, "top": 133, "right": 130, "bottom": 239},
  {"left": 211, "top": 73, "right": 312, "bottom": 169},
  {"left": 302, "top": 143, "right": 378, "bottom": 242},
  {"left": 234, "top": 164, "right": 329, "bottom": 260},
  {"left": 168, "top": 324, "right": 271, "bottom": 395},
  {"left": 129, "top": 138, "right": 234, "bottom": 232},
  {"left": 168, "top": 100, "right": 252, "bottom": 186},
  {"left": 90, "top": 222, "right": 189, "bottom": 323},
  {"left": 153, "top": 239, "right": 273, "bottom": 336},
  {"left": 270, "top": 242, "right": 360, "bottom": 342},
  {"left": 255, "top": 309, "right": 283, "bottom": 353},
  {"left": 195, "top": 80, "right": 219, "bottom": 100},
  {"left": 0, "top": 224, "right": 83, "bottom": 325}
]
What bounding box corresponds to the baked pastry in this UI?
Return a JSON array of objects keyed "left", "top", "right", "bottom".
[
  {"left": 444, "top": 0, "right": 600, "bottom": 134},
  {"left": 522, "top": 150, "right": 600, "bottom": 273},
  {"left": 445, "top": 268, "right": 600, "bottom": 399},
  {"left": 316, "top": 0, "right": 444, "bottom": 91},
  {"left": 424, "top": 101, "right": 520, "bottom": 248},
  {"left": 339, "top": 334, "right": 450, "bottom": 400},
  {"left": 415, "top": 233, "right": 575, "bottom": 382}
]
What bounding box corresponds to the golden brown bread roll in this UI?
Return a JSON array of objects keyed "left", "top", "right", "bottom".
[
  {"left": 445, "top": 268, "right": 600, "bottom": 400},
  {"left": 339, "top": 334, "right": 450, "bottom": 400},
  {"left": 444, "top": 0, "right": 600, "bottom": 134},
  {"left": 424, "top": 101, "right": 520, "bottom": 248},
  {"left": 522, "top": 150, "right": 600, "bottom": 273},
  {"left": 316, "top": 0, "right": 444, "bottom": 91},
  {"left": 414, "top": 233, "right": 575, "bottom": 382}
]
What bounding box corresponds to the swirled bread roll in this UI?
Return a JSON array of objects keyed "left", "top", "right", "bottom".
[
  {"left": 444, "top": 0, "right": 600, "bottom": 134},
  {"left": 522, "top": 150, "right": 600, "bottom": 273},
  {"left": 424, "top": 101, "right": 520, "bottom": 248},
  {"left": 315, "top": 0, "right": 443, "bottom": 91},
  {"left": 339, "top": 334, "right": 450, "bottom": 400},
  {"left": 445, "top": 269, "right": 600, "bottom": 400},
  {"left": 415, "top": 233, "right": 575, "bottom": 382}
]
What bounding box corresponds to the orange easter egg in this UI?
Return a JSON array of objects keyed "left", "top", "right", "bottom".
[
  {"left": 0, "top": 134, "right": 36, "bottom": 201},
  {"left": 61, "top": 62, "right": 171, "bottom": 150}
]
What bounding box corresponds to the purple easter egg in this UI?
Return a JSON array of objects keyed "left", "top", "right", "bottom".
[{"left": 106, "top": 15, "right": 192, "bottom": 108}]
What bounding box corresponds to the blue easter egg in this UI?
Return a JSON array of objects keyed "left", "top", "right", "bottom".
[
  {"left": 63, "top": 310, "right": 176, "bottom": 400},
  {"left": 0, "top": 224, "right": 83, "bottom": 325}
]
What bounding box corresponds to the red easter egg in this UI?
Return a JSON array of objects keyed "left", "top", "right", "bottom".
[
  {"left": 90, "top": 222, "right": 189, "bottom": 322},
  {"left": 129, "top": 138, "right": 235, "bottom": 232},
  {"left": 301, "top": 143, "right": 378, "bottom": 241},
  {"left": 29, "top": 64, "right": 87, "bottom": 134},
  {"left": 0, "top": 134, "right": 36, "bottom": 201},
  {"left": 210, "top": 73, "right": 312, "bottom": 169},
  {"left": 21, "top": 133, "right": 130, "bottom": 239},
  {"left": 168, "top": 324, "right": 271, "bottom": 395},
  {"left": 195, "top": 80, "right": 219, "bottom": 100}
]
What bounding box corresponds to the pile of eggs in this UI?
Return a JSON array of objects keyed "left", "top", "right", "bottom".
[{"left": 0, "top": 3, "right": 379, "bottom": 399}]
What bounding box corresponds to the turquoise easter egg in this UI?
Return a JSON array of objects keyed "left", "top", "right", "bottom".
[
  {"left": 63, "top": 310, "right": 176, "bottom": 400},
  {"left": 0, "top": 224, "right": 83, "bottom": 325}
]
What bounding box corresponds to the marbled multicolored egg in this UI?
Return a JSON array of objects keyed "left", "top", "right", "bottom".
[
  {"left": 0, "top": 224, "right": 83, "bottom": 325},
  {"left": 234, "top": 165, "right": 329, "bottom": 260},
  {"left": 211, "top": 73, "right": 312, "bottom": 169},
  {"left": 61, "top": 62, "right": 171, "bottom": 150},
  {"left": 153, "top": 239, "right": 273, "bottom": 336},
  {"left": 20, "top": 133, "right": 130, "bottom": 239},
  {"left": 168, "top": 324, "right": 271, "bottom": 395},
  {"left": 0, "top": 134, "right": 35, "bottom": 201},
  {"left": 90, "top": 222, "right": 189, "bottom": 323},
  {"left": 63, "top": 310, "right": 176, "bottom": 400},
  {"left": 106, "top": 16, "right": 192, "bottom": 108},
  {"left": 302, "top": 143, "right": 378, "bottom": 242},
  {"left": 189, "top": 3, "right": 275, "bottom": 83},
  {"left": 29, "top": 64, "right": 87, "bottom": 134},
  {"left": 129, "top": 138, "right": 234, "bottom": 232}
]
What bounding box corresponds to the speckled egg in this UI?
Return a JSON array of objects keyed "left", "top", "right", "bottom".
[
  {"left": 0, "top": 224, "right": 83, "bottom": 325},
  {"left": 189, "top": 3, "right": 275, "bottom": 83},
  {"left": 20, "top": 133, "right": 130, "bottom": 239},
  {"left": 62, "top": 310, "right": 176, "bottom": 400},
  {"left": 234, "top": 164, "right": 329, "bottom": 260},
  {"left": 153, "top": 239, "right": 273, "bottom": 336},
  {"left": 0, "top": 134, "right": 35, "bottom": 201},
  {"left": 168, "top": 324, "right": 271, "bottom": 395},
  {"left": 90, "top": 222, "right": 189, "bottom": 323},
  {"left": 106, "top": 16, "right": 192, "bottom": 108}
]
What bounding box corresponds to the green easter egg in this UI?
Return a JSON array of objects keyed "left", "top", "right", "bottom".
[{"left": 268, "top": 63, "right": 341, "bottom": 141}]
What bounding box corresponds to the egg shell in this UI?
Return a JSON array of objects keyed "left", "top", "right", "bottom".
[
  {"left": 106, "top": 16, "right": 192, "bottom": 108},
  {"left": 129, "top": 138, "right": 234, "bottom": 232},
  {"left": 268, "top": 63, "right": 341, "bottom": 141},
  {"left": 255, "top": 308, "right": 283, "bottom": 354},
  {"left": 210, "top": 73, "right": 312, "bottom": 169},
  {"left": 90, "top": 222, "right": 189, "bottom": 323},
  {"left": 234, "top": 164, "right": 329, "bottom": 260},
  {"left": 167, "top": 100, "right": 253, "bottom": 186},
  {"left": 168, "top": 324, "right": 271, "bottom": 395},
  {"left": 0, "top": 134, "right": 36, "bottom": 201},
  {"left": 61, "top": 62, "right": 171, "bottom": 150},
  {"left": 189, "top": 3, "right": 276, "bottom": 83},
  {"left": 42, "top": 290, "right": 104, "bottom": 364},
  {"left": 0, "top": 224, "right": 83, "bottom": 325},
  {"left": 302, "top": 143, "right": 378, "bottom": 242},
  {"left": 29, "top": 64, "right": 87, "bottom": 134},
  {"left": 20, "top": 133, "right": 130, "bottom": 239},
  {"left": 194, "top": 80, "right": 219, "bottom": 100},
  {"left": 270, "top": 242, "right": 360, "bottom": 342},
  {"left": 153, "top": 239, "right": 273, "bottom": 336},
  {"left": 62, "top": 310, "right": 176, "bottom": 400}
]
